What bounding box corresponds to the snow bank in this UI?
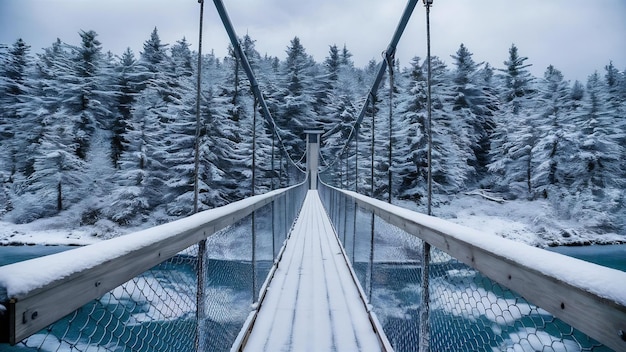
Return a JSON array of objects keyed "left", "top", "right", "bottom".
[{"left": 397, "top": 193, "right": 624, "bottom": 247}]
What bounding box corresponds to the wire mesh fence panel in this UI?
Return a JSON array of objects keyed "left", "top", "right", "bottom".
[
  {"left": 0, "top": 184, "right": 308, "bottom": 352},
  {"left": 1, "top": 207, "right": 288, "bottom": 352},
  {"left": 253, "top": 203, "right": 276, "bottom": 294},
  {"left": 359, "top": 215, "right": 612, "bottom": 352},
  {"left": 317, "top": 184, "right": 616, "bottom": 352},
  {"left": 368, "top": 218, "right": 423, "bottom": 352},
  {"left": 200, "top": 215, "right": 255, "bottom": 352},
  {"left": 427, "top": 247, "right": 609, "bottom": 352},
  {"left": 6, "top": 246, "right": 199, "bottom": 352},
  {"left": 198, "top": 192, "right": 305, "bottom": 351}
]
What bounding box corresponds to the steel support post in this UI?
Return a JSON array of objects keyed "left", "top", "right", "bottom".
[
  {"left": 352, "top": 201, "right": 357, "bottom": 264},
  {"left": 368, "top": 212, "right": 375, "bottom": 301},
  {"left": 194, "top": 2, "right": 205, "bottom": 351},
  {"left": 420, "top": 1, "right": 434, "bottom": 350}
]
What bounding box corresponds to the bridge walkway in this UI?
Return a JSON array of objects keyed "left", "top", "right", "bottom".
[{"left": 242, "top": 190, "right": 384, "bottom": 352}]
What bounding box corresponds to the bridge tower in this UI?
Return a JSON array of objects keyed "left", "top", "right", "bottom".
[{"left": 304, "top": 129, "right": 323, "bottom": 190}]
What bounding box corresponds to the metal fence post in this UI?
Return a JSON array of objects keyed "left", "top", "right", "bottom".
[
  {"left": 419, "top": 242, "right": 431, "bottom": 351},
  {"left": 368, "top": 212, "right": 375, "bottom": 301},
  {"left": 194, "top": 3, "right": 206, "bottom": 350},
  {"left": 352, "top": 201, "right": 357, "bottom": 264},
  {"left": 420, "top": 1, "right": 434, "bottom": 350},
  {"left": 196, "top": 239, "right": 206, "bottom": 352},
  {"left": 342, "top": 193, "right": 348, "bottom": 245},
  {"left": 272, "top": 201, "right": 276, "bottom": 258},
  {"left": 252, "top": 212, "right": 257, "bottom": 303}
]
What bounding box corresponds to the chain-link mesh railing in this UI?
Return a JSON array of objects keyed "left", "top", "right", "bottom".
[
  {"left": 318, "top": 182, "right": 624, "bottom": 352},
  {"left": 5, "top": 247, "right": 200, "bottom": 352},
  {"left": 425, "top": 247, "right": 608, "bottom": 352},
  {"left": 0, "top": 183, "right": 307, "bottom": 352}
]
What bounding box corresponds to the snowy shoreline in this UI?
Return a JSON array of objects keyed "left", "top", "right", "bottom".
[{"left": 1, "top": 194, "right": 623, "bottom": 249}]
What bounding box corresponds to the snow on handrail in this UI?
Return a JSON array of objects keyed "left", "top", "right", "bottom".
[
  {"left": 318, "top": 181, "right": 626, "bottom": 352},
  {"left": 0, "top": 182, "right": 307, "bottom": 345}
]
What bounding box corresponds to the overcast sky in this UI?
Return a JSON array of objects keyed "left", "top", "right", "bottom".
[{"left": 1, "top": 0, "right": 624, "bottom": 83}]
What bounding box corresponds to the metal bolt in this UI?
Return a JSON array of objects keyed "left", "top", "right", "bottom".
[
  {"left": 31, "top": 311, "right": 38, "bottom": 320},
  {"left": 95, "top": 281, "right": 101, "bottom": 287}
]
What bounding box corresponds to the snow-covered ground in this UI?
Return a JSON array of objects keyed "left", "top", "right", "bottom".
[
  {"left": 0, "top": 192, "right": 623, "bottom": 248},
  {"left": 435, "top": 193, "right": 624, "bottom": 247},
  {"left": 0, "top": 215, "right": 132, "bottom": 246}
]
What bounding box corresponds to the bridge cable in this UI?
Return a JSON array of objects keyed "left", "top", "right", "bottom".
[
  {"left": 384, "top": 49, "right": 395, "bottom": 204},
  {"left": 212, "top": 0, "right": 306, "bottom": 175},
  {"left": 193, "top": 3, "right": 207, "bottom": 352},
  {"left": 320, "top": 0, "right": 420, "bottom": 175},
  {"left": 420, "top": 2, "right": 434, "bottom": 352}
]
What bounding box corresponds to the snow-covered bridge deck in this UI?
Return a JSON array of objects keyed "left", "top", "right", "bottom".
[{"left": 241, "top": 190, "right": 387, "bottom": 352}]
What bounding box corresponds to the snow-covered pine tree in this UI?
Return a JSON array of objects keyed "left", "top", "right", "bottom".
[
  {"left": 373, "top": 58, "right": 401, "bottom": 201},
  {"left": 225, "top": 34, "right": 261, "bottom": 199},
  {"left": 105, "top": 92, "right": 161, "bottom": 224},
  {"left": 489, "top": 44, "right": 537, "bottom": 198},
  {"left": 449, "top": 43, "right": 494, "bottom": 182},
  {"left": 111, "top": 48, "right": 140, "bottom": 168},
  {"left": 24, "top": 107, "right": 88, "bottom": 220},
  {"left": 68, "top": 31, "right": 118, "bottom": 220},
  {"left": 319, "top": 44, "right": 359, "bottom": 172},
  {"left": 530, "top": 65, "right": 575, "bottom": 199},
  {"left": 162, "top": 38, "right": 200, "bottom": 217},
  {"left": 61, "top": 30, "right": 114, "bottom": 160},
  {"left": 15, "top": 33, "right": 113, "bottom": 221},
  {"left": 565, "top": 71, "right": 623, "bottom": 231},
  {"left": 14, "top": 39, "right": 67, "bottom": 187},
  {"left": 604, "top": 62, "right": 626, "bottom": 186},
  {"left": 277, "top": 37, "right": 317, "bottom": 164},
  {"left": 394, "top": 57, "right": 428, "bottom": 202},
  {"left": 256, "top": 53, "right": 286, "bottom": 190},
  {"left": 0, "top": 39, "right": 33, "bottom": 184},
  {"left": 106, "top": 28, "right": 174, "bottom": 223},
  {"left": 314, "top": 44, "right": 341, "bottom": 137},
  {"left": 610, "top": 65, "right": 626, "bottom": 234},
  {"left": 321, "top": 95, "right": 357, "bottom": 188},
  {"left": 197, "top": 85, "right": 240, "bottom": 207},
  {"left": 0, "top": 39, "right": 37, "bottom": 216},
  {"left": 428, "top": 57, "right": 471, "bottom": 196},
  {"left": 239, "top": 35, "right": 277, "bottom": 194},
  {"left": 474, "top": 63, "right": 499, "bottom": 179}
]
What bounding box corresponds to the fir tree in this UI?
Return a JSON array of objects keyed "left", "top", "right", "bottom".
[
  {"left": 0, "top": 39, "right": 33, "bottom": 182},
  {"left": 429, "top": 57, "right": 471, "bottom": 195},
  {"left": 111, "top": 48, "right": 140, "bottom": 167},
  {"left": 565, "top": 72, "right": 623, "bottom": 230},
  {"left": 449, "top": 43, "right": 495, "bottom": 180},
  {"left": 277, "top": 36, "right": 317, "bottom": 164},
  {"left": 162, "top": 38, "right": 199, "bottom": 217},
  {"left": 394, "top": 57, "right": 428, "bottom": 201},
  {"left": 489, "top": 44, "right": 537, "bottom": 197},
  {"left": 530, "top": 65, "right": 574, "bottom": 199}
]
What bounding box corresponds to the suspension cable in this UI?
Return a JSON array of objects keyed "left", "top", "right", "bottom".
[
  {"left": 193, "top": 0, "right": 205, "bottom": 214},
  {"left": 319, "top": 150, "right": 331, "bottom": 168},
  {"left": 384, "top": 50, "right": 395, "bottom": 204},
  {"left": 320, "top": 0, "right": 420, "bottom": 174},
  {"left": 213, "top": 0, "right": 306, "bottom": 175}
]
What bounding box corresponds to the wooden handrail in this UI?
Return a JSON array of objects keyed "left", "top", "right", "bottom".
[
  {"left": 0, "top": 183, "right": 307, "bottom": 345},
  {"left": 319, "top": 182, "right": 626, "bottom": 352}
]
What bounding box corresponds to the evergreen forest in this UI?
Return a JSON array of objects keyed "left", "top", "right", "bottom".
[{"left": 0, "top": 28, "right": 624, "bottom": 238}]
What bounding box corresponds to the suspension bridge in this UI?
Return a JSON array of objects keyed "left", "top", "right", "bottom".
[{"left": 1, "top": 0, "right": 626, "bottom": 351}]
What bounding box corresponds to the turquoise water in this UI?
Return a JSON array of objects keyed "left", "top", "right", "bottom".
[
  {"left": 1, "top": 244, "right": 624, "bottom": 351},
  {"left": 549, "top": 244, "right": 626, "bottom": 272},
  {"left": 0, "top": 245, "right": 75, "bottom": 266}
]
